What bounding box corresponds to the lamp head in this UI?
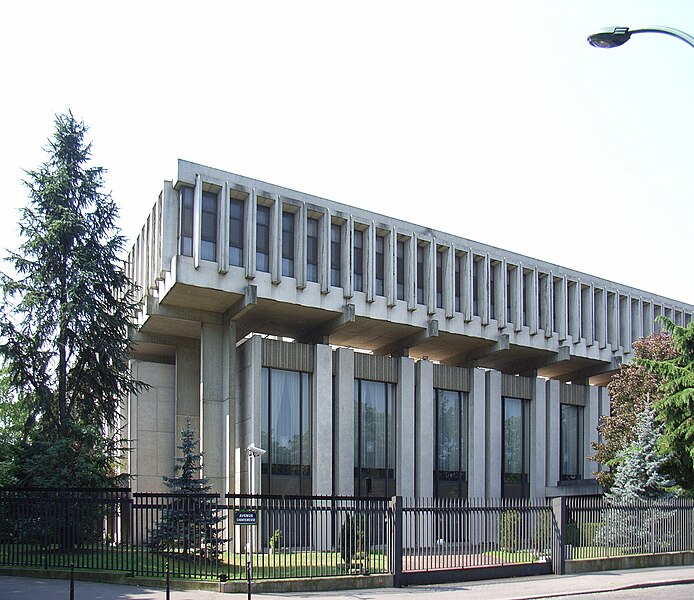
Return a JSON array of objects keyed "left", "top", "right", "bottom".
[{"left": 588, "top": 27, "right": 632, "bottom": 48}]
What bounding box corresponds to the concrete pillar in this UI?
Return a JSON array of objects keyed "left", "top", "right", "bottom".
[
  {"left": 414, "top": 360, "right": 434, "bottom": 498},
  {"left": 235, "top": 335, "right": 263, "bottom": 493},
  {"left": 468, "top": 368, "right": 486, "bottom": 498},
  {"left": 584, "top": 386, "right": 600, "bottom": 479},
  {"left": 312, "top": 344, "right": 333, "bottom": 496},
  {"left": 396, "top": 357, "right": 416, "bottom": 497},
  {"left": 530, "top": 377, "right": 547, "bottom": 498},
  {"left": 176, "top": 345, "right": 201, "bottom": 433},
  {"left": 161, "top": 181, "right": 179, "bottom": 268},
  {"left": 193, "top": 173, "right": 202, "bottom": 269},
  {"left": 200, "top": 322, "right": 225, "bottom": 493},
  {"left": 333, "top": 347, "right": 354, "bottom": 495},
  {"left": 221, "top": 320, "right": 237, "bottom": 494},
  {"left": 545, "top": 380, "right": 561, "bottom": 489},
  {"left": 595, "top": 386, "right": 611, "bottom": 479},
  {"left": 485, "top": 369, "right": 502, "bottom": 498}
]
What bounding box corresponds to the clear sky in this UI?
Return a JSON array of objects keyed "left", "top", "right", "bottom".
[{"left": 1, "top": 1, "right": 693, "bottom": 305}]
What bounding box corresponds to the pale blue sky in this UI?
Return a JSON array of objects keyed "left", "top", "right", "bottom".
[{"left": 1, "top": 1, "right": 693, "bottom": 304}]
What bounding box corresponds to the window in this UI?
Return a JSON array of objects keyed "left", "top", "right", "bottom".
[
  {"left": 281, "top": 210, "right": 295, "bottom": 277},
  {"left": 256, "top": 204, "right": 270, "bottom": 272},
  {"left": 436, "top": 250, "right": 443, "bottom": 309},
  {"left": 353, "top": 229, "right": 364, "bottom": 292},
  {"left": 560, "top": 404, "right": 584, "bottom": 481},
  {"left": 201, "top": 191, "right": 218, "bottom": 262},
  {"left": 261, "top": 368, "right": 311, "bottom": 495},
  {"left": 473, "top": 259, "right": 480, "bottom": 316},
  {"left": 330, "top": 223, "right": 341, "bottom": 287},
  {"left": 502, "top": 396, "right": 530, "bottom": 497},
  {"left": 354, "top": 379, "right": 395, "bottom": 497},
  {"left": 306, "top": 217, "right": 319, "bottom": 283},
  {"left": 396, "top": 240, "right": 405, "bottom": 301},
  {"left": 229, "top": 197, "right": 244, "bottom": 267},
  {"left": 435, "top": 389, "right": 468, "bottom": 498},
  {"left": 179, "top": 187, "right": 194, "bottom": 257},
  {"left": 375, "top": 234, "right": 385, "bottom": 296},
  {"left": 416, "top": 245, "right": 425, "bottom": 305}
]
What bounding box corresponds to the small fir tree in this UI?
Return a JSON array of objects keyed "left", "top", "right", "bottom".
[{"left": 148, "top": 420, "right": 225, "bottom": 559}]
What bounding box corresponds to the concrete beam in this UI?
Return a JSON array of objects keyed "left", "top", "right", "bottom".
[
  {"left": 556, "top": 356, "right": 622, "bottom": 384},
  {"left": 224, "top": 285, "right": 257, "bottom": 322},
  {"left": 298, "top": 304, "right": 356, "bottom": 344},
  {"left": 518, "top": 345, "right": 572, "bottom": 377},
  {"left": 374, "top": 319, "right": 439, "bottom": 357},
  {"left": 145, "top": 295, "right": 223, "bottom": 325},
  {"left": 443, "top": 334, "right": 510, "bottom": 367},
  {"left": 129, "top": 328, "right": 200, "bottom": 350}
]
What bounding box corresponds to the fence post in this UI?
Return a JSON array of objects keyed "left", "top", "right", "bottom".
[
  {"left": 550, "top": 497, "right": 566, "bottom": 575},
  {"left": 389, "top": 496, "right": 403, "bottom": 588}
]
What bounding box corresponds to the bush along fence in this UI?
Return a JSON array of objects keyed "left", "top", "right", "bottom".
[{"left": 1, "top": 489, "right": 694, "bottom": 586}]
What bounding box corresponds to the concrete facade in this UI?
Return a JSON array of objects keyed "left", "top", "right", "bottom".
[{"left": 124, "top": 160, "right": 694, "bottom": 497}]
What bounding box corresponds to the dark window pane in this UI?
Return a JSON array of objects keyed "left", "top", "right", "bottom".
[
  {"left": 331, "top": 223, "right": 341, "bottom": 287},
  {"left": 282, "top": 210, "right": 295, "bottom": 277},
  {"left": 180, "top": 187, "right": 194, "bottom": 257},
  {"left": 229, "top": 198, "right": 244, "bottom": 267},
  {"left": 396, "top": 240, "right": 405, "bottom": 301},
  {"left": 375, "top": 235, "right": 385, "bottom": 296},
  {"left": 307, "top": 217, "right": 319, "bottom": 283},
  {"left": 354, "top": 229, "right": 363, "bottom": 292},
  {"left": 256, "top": 205, "right": 270, "bottom": 272}
]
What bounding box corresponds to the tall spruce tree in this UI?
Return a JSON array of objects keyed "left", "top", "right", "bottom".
[
  {"left": 148, "top": 420, "right": 225, "bottom": 559},
  {"left": 0, "top": 112, "right": 142, "bottom": 486}
]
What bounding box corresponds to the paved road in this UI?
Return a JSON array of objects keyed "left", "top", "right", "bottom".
[{"left": 2, "top": 566, "right": 694, "bottom": 599}]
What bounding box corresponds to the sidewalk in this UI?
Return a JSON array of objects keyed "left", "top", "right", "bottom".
[{"left": 1, "top": 565, "right": 694, "bottom": 599}]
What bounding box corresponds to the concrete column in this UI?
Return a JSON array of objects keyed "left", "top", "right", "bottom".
[
  {"left": 525, "top": 266, "right": 538, "bottom": 335},
  {"left": 462, "top": 248, "right": 473, "bottom": 322},
  {"left": 161, "top": 181, "right": 178, "bottom": 269},
  {"left": 485, "top": 369, "right": 502, "bottom": 498},
  {"left": 480, "top": 255, "right": 490, "bottom": 326},
  {"left": 235, "top": 335, "right": 262, "bottom": 493},
  {"left": 193, "top": 174, "right": 202, "bottom": 269},
  {"left": 396, "top": 357, "right": 416, "bottom": 497},
  {"left": 530, "top": 377, "right": 547, "bottom": 498},
  {"left": 620, "top": 295, "right": 632, "bottom": 354},
  {"left": 584, "top": 385, "right": 600, "bottom": 479},
  {"left": 555, "top": 276, "right": 568, "bottom": 342},
  {"left": 176, "top": 346, "right": 201, "bottom": 430},
  {"left": 468, "top": 368, "right": 486, "bottom": 497},
  {"left": 312, "top": 344, "right": 333, "bottom": 496},
  {"left": 541, "top": 273, "right": 553, "bottom": 338},
  {"left": 218, "top": 181, "right": 229, "bottom": 273},
  {"left": 607, "top": 291, "right": 619, "bottom": 349},
  {"left": 414, "top": 360, "right": 434, "bottom": 498},
  {"left": 406, "top": 234, "right": 416, "bottom": 311},
  {"left": 595, "top": 287, "right": 607, "bottom": 349},
  {"left": 221, "top": 320, "right": 237, "bottom": 494},
  {"left": 333, "top": 347, "right": 355, "bottom": 495},
  {"left": 510, "top": 265, "right": 522, "bottom": 332},
  {"left": 494, "top": 259, "right": 507, "bottom": 329},
  {"left": 595, "top": 386, "right": 611, "bottom": 479},
  {"left": 545, "top": 380, "right": 561, "bottom": 489},
  {"left": 581, "top": 284, "right": 594, "bottom": 347},
  {"left": 200, "top": 322, "right": 225, "bottom": 493},
  {"left": 568, "top": 280, "right": 581, "bottom": 343}
]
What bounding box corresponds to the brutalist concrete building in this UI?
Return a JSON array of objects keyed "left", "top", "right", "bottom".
[{"left": 124, "top": 160, "right": 693, "bottom": 500}]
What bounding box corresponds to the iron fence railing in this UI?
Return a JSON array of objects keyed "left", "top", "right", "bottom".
[
  {"left": 2, "top": 489, "right": 694, "bottom": 584},
  {"left": 565, "top": 496, "right": 694, "bottom": 560}
]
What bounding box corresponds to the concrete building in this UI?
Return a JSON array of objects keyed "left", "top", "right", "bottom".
[{"left": 124, "top": 159, "right": 693, "bottom": 499}]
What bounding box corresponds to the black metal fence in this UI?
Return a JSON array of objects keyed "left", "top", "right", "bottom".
[{"left": 2, "top": 489, "right": 693, "bottom": 585}]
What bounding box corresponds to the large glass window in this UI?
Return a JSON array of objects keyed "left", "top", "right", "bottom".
[
  {"left": 330, "top": 223, "right": 341, "bottom": 287},
  {"left": 179, "top": 187, "right": 194, "bottom": 257},
  {"left": 416, "top": 245, "right": 425, "bottom": 305},
  {"left": 375, "top": 234, "right": 385, "bottom": 296},
  {"left": 502, "top": 396, "right": 530, "bottom": 497},
  {"left": 435, "top": 389, "right": 468, "bottom": 498},
  {"left": 396, "top": 240, "right": 405, "bottom": 301},
  {"left": 256, "top": 204, "right": 270, "bottom": 273},
  {"left": 560, "top": 404, "right": 584, "bottom": 481},
  {"left": 281, "top": 210, "right": 295, "bottom": 277},
  {"left": 354, "top": 379, "right": 395, "bottom": 497},
  {"left": 261, "top": 368, "right": 311, "bottom": 495},
  {"left": 201, "top": 191, "right": 218, "bottom": 262},
  {"left": 306, "top": 217, "right": 319, "bottom": 283},
  {"left": 436, "top": 250, "right": 444, "bottom": 309},
  {"left": 353, "top": 229, "right": 364, "bottom": 292},
  {"left": 229, "top": 196, "right": 244, "bottom": 267}
]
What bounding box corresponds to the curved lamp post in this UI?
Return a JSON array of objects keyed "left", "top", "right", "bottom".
[{"left": 588, "top": 26, "right": 694, "bottom": 50}]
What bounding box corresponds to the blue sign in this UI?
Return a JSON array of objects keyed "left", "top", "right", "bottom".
[{"left": 235, "top": 510, "right": 257, "bottom": 525}]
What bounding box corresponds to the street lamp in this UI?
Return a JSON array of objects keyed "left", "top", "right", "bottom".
[
  {"left": 588, "top": 26, "right": 694, "bottom": 50},
  {"left": 245, "top": 443, "right": 265, "bottom": 600}
]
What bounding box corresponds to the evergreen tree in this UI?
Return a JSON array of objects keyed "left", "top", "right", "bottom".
[
  {"left": 591, "top": 333, "right": 675, "bottom": 488},
  {"left": 0, "top": 111, "right": 142, "bottom": 486},
  {"left": 148, "top": 420, "right": 225, "bottom": 559},
  {"left": 605, "top": 404, "right": 672, "bottom": 503},
  {"left": 640, "top": 318, "right": 694, "bottom": 493}
]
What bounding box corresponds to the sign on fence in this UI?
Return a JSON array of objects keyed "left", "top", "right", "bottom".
[{"left": 234, "top": 510, "right": 257, "bottom": 525}]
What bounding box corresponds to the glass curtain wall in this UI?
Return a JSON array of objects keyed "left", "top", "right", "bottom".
[
  {"left": 502, "top": 396, "right": 530, "bottom": 497},
  {"left": 354, "top": 379, "right": 396, "bottom": 497},
  {"left": 434, "top": 389, "right": 468, "bottom": 498},
  {"left": 261, "top": 368, "right": 311, "bottom": 495}
]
